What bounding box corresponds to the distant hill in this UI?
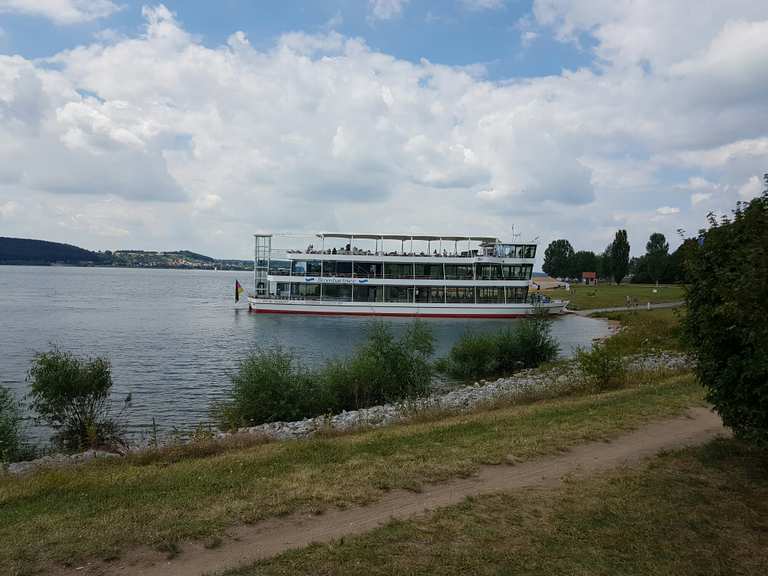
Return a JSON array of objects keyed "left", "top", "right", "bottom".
[
  {"left": 0, "top": 237, "right": 102, "bottom": 265},
  {"left": 0, "top": 237, "right": 251, "bottom": 270}
]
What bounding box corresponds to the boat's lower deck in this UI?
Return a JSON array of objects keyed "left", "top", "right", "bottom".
[{"left": 247, "top": 298, "right": 568, "bottom": 318}]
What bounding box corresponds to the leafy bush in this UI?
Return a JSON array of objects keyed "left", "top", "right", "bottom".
[
  {"left": 513, "top": 318, "right": 561, "bottom": 369},
  {"left": 440, "top": 332, "right": 496, "bottom": 380},
  {"left": 214, "top": 348, "right": 328, "bottom": 429},
  {"left": 215, "top": 321, "right": 435, "bottom": 429},
  {"left": 576, "top": 341, "right": 626, "bottom": 391},
  {"left": 0, "top": 386, "right": 25, "bottom": 463},
  {"left": 440, "top": 318, "right": 559, "bottom": 380},
  {"left": 683, "top": 187, "right": 768, "bottom": 444},
  {"left": 328, "top": 321, "right": 434, "bottom": 409},
  {"left": 27, "top": 349, "right": 125, "bottom": 451}
]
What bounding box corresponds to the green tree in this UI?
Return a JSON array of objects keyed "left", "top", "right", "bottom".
[
  {"left": 28, "top": 349, "right": 124, "bottom": 451},
  {"left": 597, "top": 247, "right": 612, "bottom": 280},
  {"left": 542, "top": 239, "right": 575, "bottom": 278},
  {"left": 609, "top": 230, "right": 630, "bottom": 284},
  {"left": 666, "top": 238, "right": 697, "bottom": 283},
  {"left": 683, "top": 180, "right": 768, "bottom": 443},
  {"left": 570, "top": 250, "right": 598, "bottom": 279},
  {"left": 645, "top": 232, "right": 670, "bottom": 283}
]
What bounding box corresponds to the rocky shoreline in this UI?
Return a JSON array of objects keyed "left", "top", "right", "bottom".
[{"left": 4, "top": 352, "right": 692, "bottom": 476}]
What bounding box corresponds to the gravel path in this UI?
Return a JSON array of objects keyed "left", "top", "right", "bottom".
[{"left": 571, "top": 301, "right": 685, "bottom": 315}]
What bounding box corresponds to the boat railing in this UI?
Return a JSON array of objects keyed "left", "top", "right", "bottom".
[
  {"left": 284, "top": 249, "right": 478, "bottom": 258},
  {"left": 279, "top": 273, "right": 531, "bottom": 281}
]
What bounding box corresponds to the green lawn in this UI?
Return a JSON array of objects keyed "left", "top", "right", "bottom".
[
  {"left": 233, "top": 437, "right": 768, "bottom": 576},
  {"left": 0, "top": 374, "right": 703, "bottom": 575},
  {"left": 546, "top": 283, "right": 685, "bottom": 310}
]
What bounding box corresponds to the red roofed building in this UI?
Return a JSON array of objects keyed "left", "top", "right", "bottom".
[{"left": 582, "top": 271, "right": 597, "bottom": 286}]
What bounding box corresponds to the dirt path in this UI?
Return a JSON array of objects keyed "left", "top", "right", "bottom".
[
  {"left": 66, "top": 407, "right": 725, "bottom": 576},
  {"left": 572, "top": 301, "right": 685, "bottom": 315}
]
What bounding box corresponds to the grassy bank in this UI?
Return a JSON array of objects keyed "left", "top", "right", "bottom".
[
  {"left": 0, "top": 373, "right": 703, "bottom": 574},
  {"left": 595, "top": 307, "right": 685, "bottom": 354},
  {"left": 234, "top": 437, "right": 767, "bottom": 576},
  {"left": 546, "top": 283, "right": 685, "bottom": 310}
]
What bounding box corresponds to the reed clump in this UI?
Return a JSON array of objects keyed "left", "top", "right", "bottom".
[{"left": 0, "top": 387, "right": 25, "bottom": 463}]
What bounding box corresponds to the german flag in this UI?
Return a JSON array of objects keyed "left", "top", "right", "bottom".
[{"left": 235, "top": 280, "right": 244, "bottom": 302}]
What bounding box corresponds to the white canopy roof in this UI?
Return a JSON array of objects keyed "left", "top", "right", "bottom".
[{"left": 317, "top": 233, "right": 500, "bottom": 243}]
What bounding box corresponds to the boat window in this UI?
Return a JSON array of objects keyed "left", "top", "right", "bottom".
[
  {"left": 445, "top": 264, "right": 474, "bottom": 280},
  {"left": 323, "top": 284, "right": 352, "bottom": 302},
  {"left": 353, "top": 285, "right": 383, "bottom": 302},
  {"left": 415, "top": 286, "right": 445, "bottom": 303},
  {"left": 291, "top": 283, "right": 320, "bottom": 300},
  {"left": 292, "top": 260, "right": 307, "bottom": 275},
  {"left": 446, "top": 287, "right": 474, "bottom": 303},
  {"left": 384, "top": 263, "right": 414, "bottom": 279},
  {"left": 476, "top": 264, "right": 503, "bottom": 280},
  {"left": 505, "top": 286, "right": 529, "bottom": 303},
  {"left": 414, "top": 263, "right": 444, "bottom": 279},
  {"left": 384, "top": 285, "right": 413, "bottom": 302},
  {"left": 355, "top": 262, "right": 382, "bottom": 278},
  {"left": 477, "top": 287, "right": 504, "bottom": 303}
]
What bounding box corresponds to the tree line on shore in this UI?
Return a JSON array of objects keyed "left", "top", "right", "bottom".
[{"left": 542, "top": 229, "right": 691, "bottom": 285}]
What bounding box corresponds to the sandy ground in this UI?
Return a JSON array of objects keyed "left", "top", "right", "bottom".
[{"left": 58, "top": 407, "right": 725, "bottom": 576}]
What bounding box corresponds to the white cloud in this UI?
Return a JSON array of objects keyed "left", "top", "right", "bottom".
[
  {"left": 1, "top": 3, "right": 767, "bottom": 258},
  {"left": 0, "top": 200, "right": 18, "bottom": 218},
  {"left": 738, "top": 175, "right": 763, "bottom": 200},
  {"left": 532, "top": 0, "right": 768, "bottom": 70},
  {"left": 460, "top": 0, "right": 505, "bottom": 11},
  {"left": 368, "top": 0, "right": 410, "bottom": 21},
  {"left": 0, "top": 0, "right": 121, "bottom": 25},
  {"left": 521, "top": 30, "right": 539, "bottom": 47},
  {"left": 691, "top": 192, "right": 712, "bottom": 206}
]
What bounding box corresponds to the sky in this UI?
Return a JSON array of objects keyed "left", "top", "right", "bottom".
[{"left": 0, "top": 1, "right": 766, "bottom": 260}]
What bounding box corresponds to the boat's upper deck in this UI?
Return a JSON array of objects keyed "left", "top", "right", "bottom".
[{"left": 274, "top": 232, "right": 537, "bottom": 262}]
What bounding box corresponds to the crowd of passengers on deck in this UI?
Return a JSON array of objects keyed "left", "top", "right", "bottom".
[{"left": 284, "top": 243, "right": 483, "bottom": 258}]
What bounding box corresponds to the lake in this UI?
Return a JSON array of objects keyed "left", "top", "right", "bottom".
[{"left": 0, "top": 266, "right": 610, "bottom": 442}]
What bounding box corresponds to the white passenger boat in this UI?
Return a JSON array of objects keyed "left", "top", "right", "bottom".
[{"left": 247, "top": 233, "right": 568, "bottom": 318}]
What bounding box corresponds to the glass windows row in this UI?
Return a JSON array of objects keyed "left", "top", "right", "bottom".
[
  {"left": 493, "top": 244, "right": 537, "bottom": 259},
  {"left": 287, "top": 283, "right": 529, "bottom": 303},
  {"left": 384, "top": 263, "right": 414, "bottom": 279},
  {"left": 268, "top": 259, "right": 291, "bottom": 275},
  {"left": 476, "top": 264, "right": 533, "bottom": 280},
  {"left": 291, "top": 260, "right": 322, "bottom": 275},
  {"left": 444, "top": 264, "right": 474, "bottom": 280},
  {"left": 506, "top": 286, "right": 529, "bottom": 303},
  {"left": 288, "top": 261, "right": 531, "bottom": 280},
  {"left": 415, "top": 286, "right": 444, "bottom": 303}
]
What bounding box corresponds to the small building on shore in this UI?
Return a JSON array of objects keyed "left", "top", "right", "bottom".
[{"left": 582, "top": 271, "right": 597, "bottom": 286}]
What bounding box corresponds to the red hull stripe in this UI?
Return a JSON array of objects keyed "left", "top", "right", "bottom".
[{"left": 248, "top": 308, "right": 529, "bottom": 318}]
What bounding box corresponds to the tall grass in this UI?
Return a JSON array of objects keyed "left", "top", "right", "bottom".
[
  {"left": 214, "top": 322, "right": 434, "bottom": 429},
  {"left": 438, "top": 318, "right": 559, "bottom": 381},
  {"left": 0, "top": 387, "right": 24, "bottom": 463},
  {"left": 576, "top": 340, "right": 627, "bottom": 391}
]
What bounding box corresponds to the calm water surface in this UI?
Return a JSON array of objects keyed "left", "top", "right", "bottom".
[{"left": 0, "top": 266, "right": 610, "bottom": 441}]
